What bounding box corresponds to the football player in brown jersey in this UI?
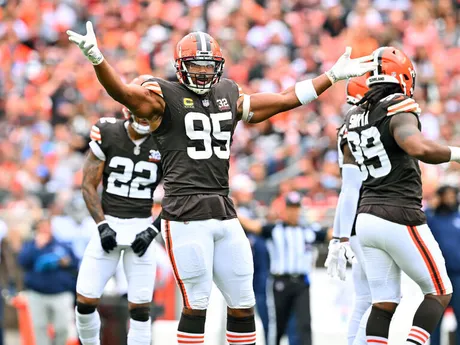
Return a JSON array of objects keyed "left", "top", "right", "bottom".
[
  {"left": 78, "top": 75, "right": 163, "bottom": 345},
  {"left": 67, "top": 22, "right": 377, "bottom": 345},
  {"left": 343, "top": 47, "right": 459, "bottom": 345}
]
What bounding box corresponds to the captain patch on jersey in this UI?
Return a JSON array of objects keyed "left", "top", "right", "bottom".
[{"left": 89, "top": 117, "right": 163, "bottom": 219}]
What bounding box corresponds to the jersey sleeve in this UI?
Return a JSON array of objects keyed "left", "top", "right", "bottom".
[
  {"left": 88, "top": 119, "right": 112, "bottom": 161},
  {"left": 386, "top": 95, "right": 421, "bottom": 117},
  {"left": 141, "top": 78, "right": 164, "bottom": 98}
]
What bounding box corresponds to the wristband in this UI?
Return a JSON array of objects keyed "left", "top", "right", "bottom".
[
  {"left": 294, "top": 79, "right": 318, "bottom": 105},
  {"left": 449, "top": 146, "right": 460, "bottom": 162},
  {"left": 148, "top": 224, "right": 160, "bottom": 235},
  {"left": 97, "top": 220, "right": 108, "bottom": 227},
  {"left": 241, "top": 94, "right": 253, "bottom": 122}
]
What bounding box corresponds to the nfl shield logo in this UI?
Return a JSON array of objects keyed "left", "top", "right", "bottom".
[{"left": 202, "top": 99, "right": 210, "bottom": 107}]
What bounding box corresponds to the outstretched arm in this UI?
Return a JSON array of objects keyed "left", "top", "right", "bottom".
[
  {"left": 67, "top": 22, "right": 164, "bottom": 119},
  {"left": 237, "top": 48, "right": 377, "bottom": 123},
  {"left": 390, "top": 113, "right": 457, "bottom": 164}
]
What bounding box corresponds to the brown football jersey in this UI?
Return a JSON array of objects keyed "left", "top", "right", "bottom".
[
  {"left": 89, "top": 118, "right": 163, "bottom": 219},
  {"left": 143, "top": 78, "right": 243, "bottom": 221},
  {"left": 345, "top": 93, "right": 426, "bottom": 225}
]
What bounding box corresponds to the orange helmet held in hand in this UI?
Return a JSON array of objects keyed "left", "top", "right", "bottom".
[
  {"left": 367, "top": 47, "right": 416, "bottom": 97},
  {"left": 174, "top": 32, "right": 225, "bottom": 95},
  {"left": 346, "top": 75, "right": 369, "bottom": 105}
]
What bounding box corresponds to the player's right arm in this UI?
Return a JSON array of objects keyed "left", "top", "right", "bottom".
[
  {"left": 336, "top": 144, "right": 362, "bottom": 241},
  {"left": 325, "top": 144, "right": 359, "bottom": 280},
  {"left": 390, "top": 113, "right": 459, "bottom": 164},
  {"left": 82, "top": 149, "right": 118, "bottom": 253},
  {"left": 66, "top": 22, "right": 165, "bottom": 120},
  {"left": 81, "top": 151, "right": 105, "bottom": 224}
]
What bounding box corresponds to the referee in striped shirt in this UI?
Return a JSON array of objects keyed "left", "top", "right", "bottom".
[{"left": 238, "top": 191, "right": 328, "bottom": 345}]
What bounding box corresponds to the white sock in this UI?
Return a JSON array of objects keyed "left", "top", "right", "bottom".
[
  {"left": 75, "top": 307, "right": 101, "bottom": 345},
  {"left": 348, "top": 299, "right": 371, "bottom": 345},
  {"left": 352, "top": 306, "right": 371, "bottom": 345},
  {"left": 128, "top": 318, "right": 152, "bottom": 345}
]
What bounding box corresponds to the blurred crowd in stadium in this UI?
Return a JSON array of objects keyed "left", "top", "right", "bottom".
[{"left": 0, "top": 0, "right": 460, "bottom": 343}]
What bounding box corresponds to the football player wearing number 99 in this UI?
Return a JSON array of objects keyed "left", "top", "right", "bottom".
[
  {"left": 343, "top": 47, "right": 459, "bottom": 345},
  {"left": 76, "top": 75, "right": 163, "bottom": 345},
  {"left": 67, "top": 21, "right": 377, "bottom": 345}
]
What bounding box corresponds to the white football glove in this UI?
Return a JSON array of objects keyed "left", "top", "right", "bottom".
[
  {"left": 337, "top": 241, "right": 355, "bottom": 281},
  {"left": 324, "top": 239, "right": 340, "bottom": 279},
  {"left": 66, "top": 21, "right": 104, "bottom": 65},
  {"left": 326, "top": 47, "right": 377, "bottom": 84}
]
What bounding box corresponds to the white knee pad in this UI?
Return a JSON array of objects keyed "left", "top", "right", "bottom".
[
  {"left": 227, "top": 289, "right": 256, "bottom": 309},
  {"left": 174, "top": 242, "right": 212, "bottom": 310},
  {"left": 174, "top": 243, "right": 208, "bottom": 281}
]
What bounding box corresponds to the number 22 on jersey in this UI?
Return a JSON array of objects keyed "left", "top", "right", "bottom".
[
  {"left": 347, "top": 126, "right": 392, "bottom": 180},
  {"left": 185, "top": 111, "right": 232, "bottom": 160},
  {"left": 107, "top": 157, "right": 158, "bottom": 199}
]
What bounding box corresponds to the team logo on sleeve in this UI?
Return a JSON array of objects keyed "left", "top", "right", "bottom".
[{"left": 149, "top": 150, "right": 161, "bottom": 162}]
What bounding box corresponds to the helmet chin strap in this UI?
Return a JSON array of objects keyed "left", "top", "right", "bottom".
[{"left": 130, "top": 116, "right": 150, "bottom": 135}]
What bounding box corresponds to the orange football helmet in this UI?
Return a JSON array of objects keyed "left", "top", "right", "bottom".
[
  {"left": 174, "top": 32, "right": 225, "bottom": 95},
  {"left": 346, "top": 75, "right": 368, "bottom": 105},
  {"left": 367, "top": 47, "right": 416, "bottom": 97}
]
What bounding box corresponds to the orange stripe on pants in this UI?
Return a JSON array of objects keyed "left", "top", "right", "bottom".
[
  {"left": 406, "top": 226, "right": 445, "bottom": 295},
  {"left": 164, "top": 220, "right": 191, "bottom": 308}
]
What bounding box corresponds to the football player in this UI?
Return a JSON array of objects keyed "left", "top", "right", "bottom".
[
  {"left": 67, "top": 22, "right": 377, "bottom": 345},
  {"left": 325, "top": 75, "right": 371, "bottom": 345},
  {"left": 77, "top": 75, "right": 163, "bottom": 345},
  {"left": 343, "top": 47, "right": 459, "bottom": 345}
]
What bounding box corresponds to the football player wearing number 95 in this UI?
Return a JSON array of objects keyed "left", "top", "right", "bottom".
[
  {"left": 343, "top": 47, "right": 460, "bottom": 345},
  {"left": 77, "top": 75, "right": 163, "bottom": 345},
  {"left": 67, "top": 21, "right": 377, "bottom": 345}
]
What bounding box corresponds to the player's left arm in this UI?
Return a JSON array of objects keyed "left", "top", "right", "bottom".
[
  {"left": 390, "top": 112, "right": 459, "bottom": 164},
  {"left": 236, "top": 48, "right": 377, "bottom": 123}
]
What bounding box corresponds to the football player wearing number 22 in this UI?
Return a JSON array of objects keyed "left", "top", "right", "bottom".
[
  {"left": 77, "top": 75, "right": 163, "bottom": 345},
  {"left": 67, "top": 21, "right": 376, "bottom": 345}
]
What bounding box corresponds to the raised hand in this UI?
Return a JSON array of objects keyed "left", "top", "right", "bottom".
[
  {"left": 66, "top": 21, "right": 104, "bottom": 65},
  {"left": 326, "top": 47, "right": 378, "bottom": 84}
]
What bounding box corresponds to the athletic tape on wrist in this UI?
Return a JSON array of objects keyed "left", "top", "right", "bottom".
[{"left": 294, "top": 79, "right": 318, "bottom": 105}]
